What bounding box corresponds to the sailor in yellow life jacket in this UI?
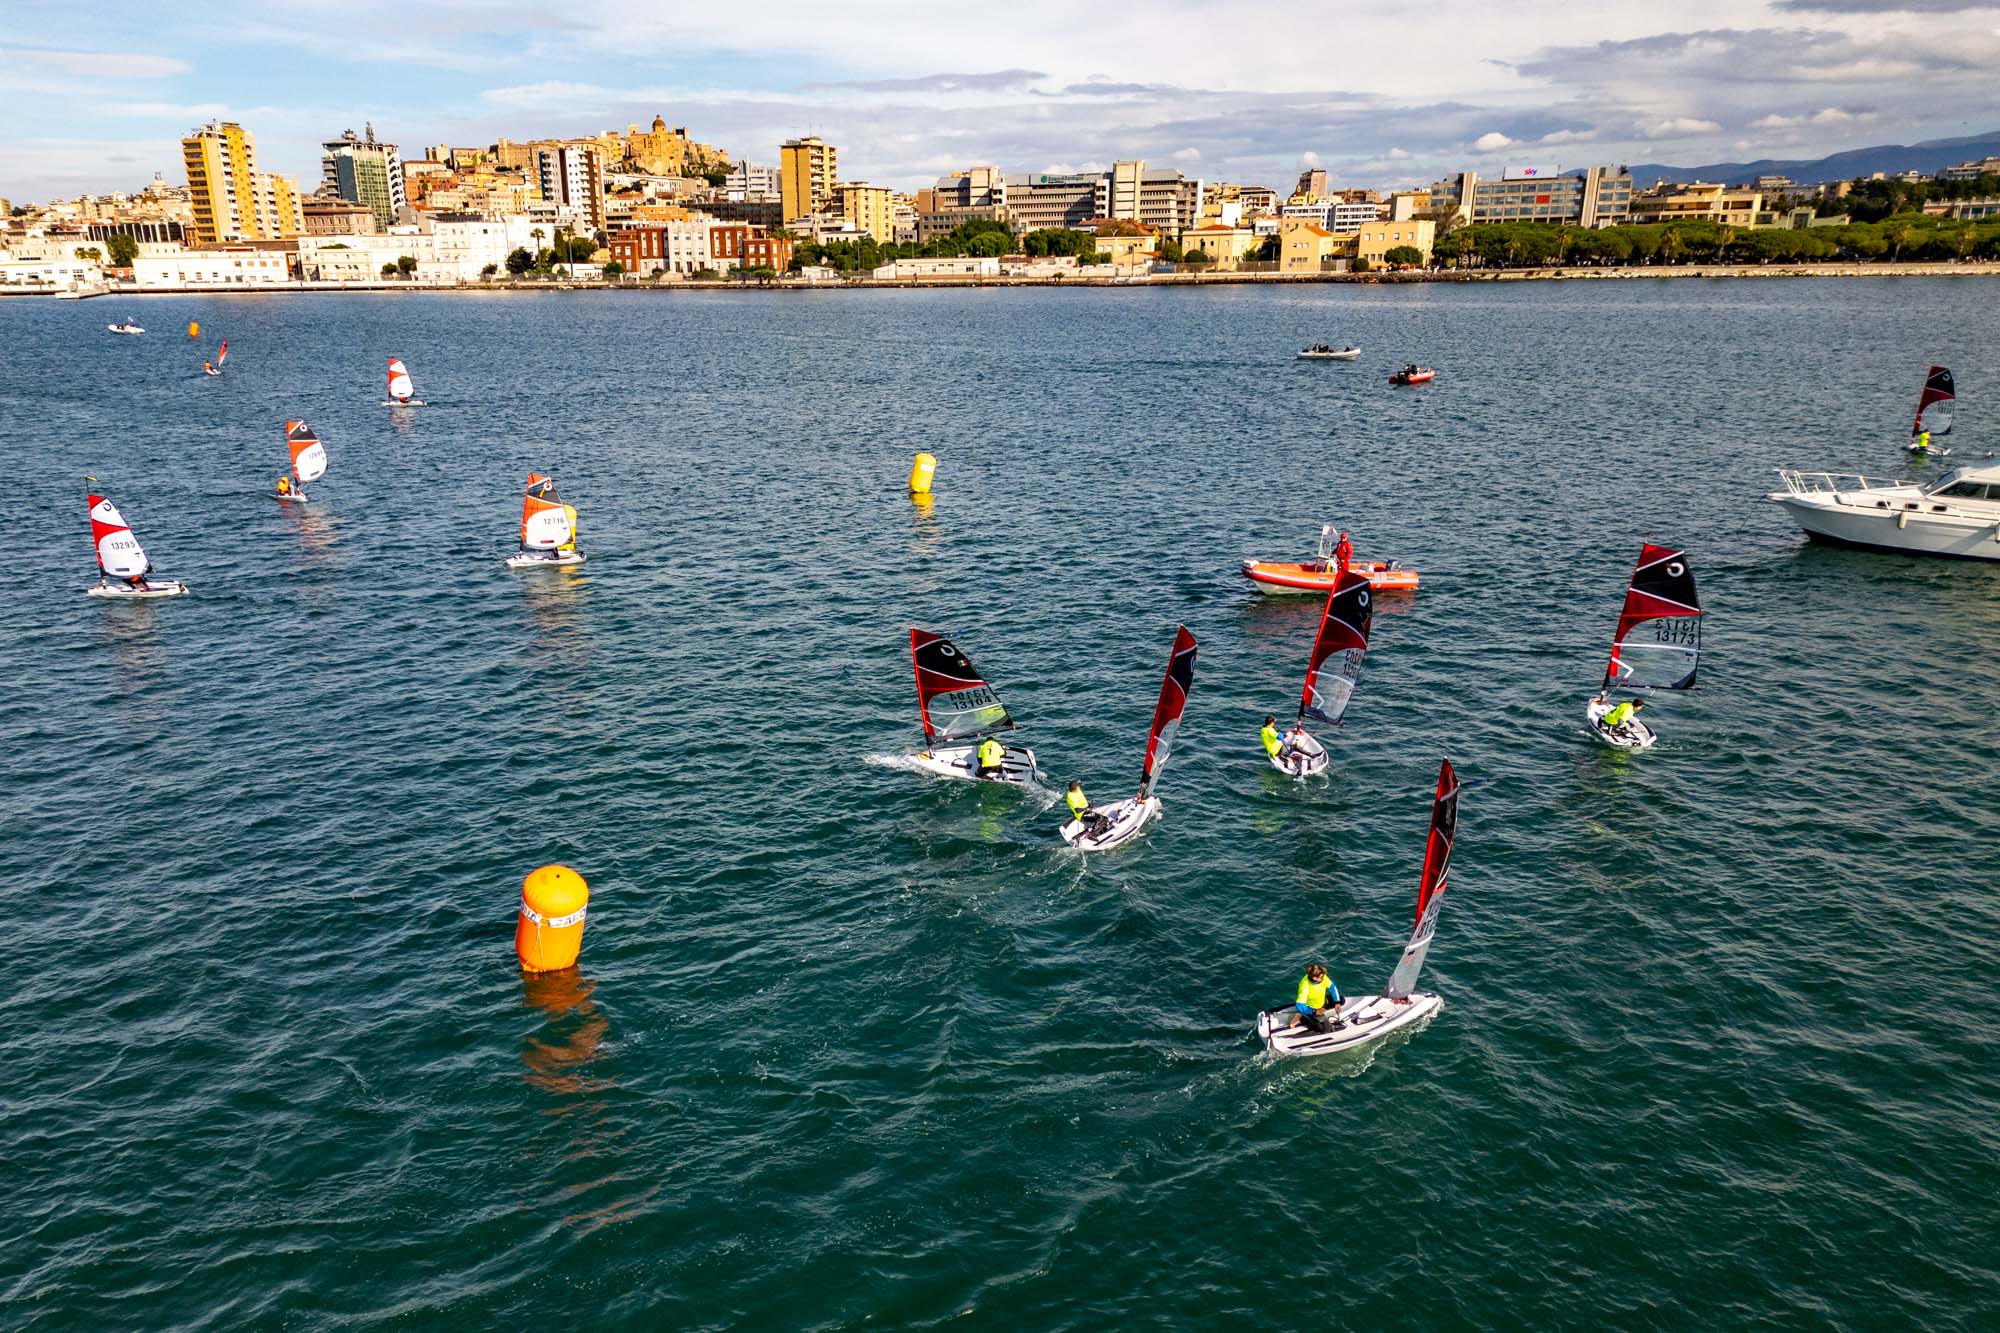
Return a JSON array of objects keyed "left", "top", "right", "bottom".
[
  {"left": 976, "top": 736, "right": 1006, "bottom": 778},
  {"left": 1261, "top": 716, "right": 1283, "bottom": 761},
  {"left": 275, "top": 476, "right": 292, "bottom": 497},
  {"left": 1289, "top": 962, "right": 1343, "bottom": 1030},
  {"left": 1915, "top": 428, "right": 1932, "bottom": 451},
  {"left": 1599, "top": 696, "right": 1645, "bottom": 734},
  {"left": 1065, "top": 780, "right": 1110, "bottom": 836}
]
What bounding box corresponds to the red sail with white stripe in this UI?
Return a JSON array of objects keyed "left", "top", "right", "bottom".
[
  {"left": 1383, "top": 759, "right": 1458, "bottom": 1000},
  {"left": 87, "top": 493, "right": 149, "bottom": 578},
  {"left": 1604, "top": 543, "right": 1701, "bottom": 691},
  {"left": 387, "top": 357, "right": 415, "bottom": 401},
  {"left": 1300, "top": 570, "right": 1372, "bottom": 726},
  {"left": 1912, "top": 365, "right": 1954, "bottom": 438},
  {"left": 285, "top": 420, "right": 326, "bottom": 483},
  {"left": 1140, "top": 625, "right": 1198, "bottom": 797},
  {"left": 520, "top": 474, "right": 573, "bottom": 549}
]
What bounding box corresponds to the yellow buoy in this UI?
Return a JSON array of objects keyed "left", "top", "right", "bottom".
[
  {"left": 187, "top": 320, "right": 200, "bottom": 339},
  {"left": 515, "top": 864, "right": 588, "bottom": 972},
  {"left": 908, "top": 451, "right": 937, "bottom": 495}
]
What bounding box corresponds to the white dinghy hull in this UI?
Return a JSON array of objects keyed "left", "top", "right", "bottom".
[
  {"left": 1256, "top": 993, "right": 1442, "bottom": 1056},
  {"left": 1269, "top": 730, "right": 1329, "bottom": 778},
  {"left": 1060, "top": 795, "right": 1159, "bottom": 851},
  {"left": 88, "top": 580, "right": 189, "bottom": 599},
  {"left": 505, "top": 550, "right": 586, "bottom": 569},
  {"left": 1586, "top": 698, "right": 1656, "bottom": 750},
  {"left": 910, "top": 744, "right": 1042, "bottom": 786}
]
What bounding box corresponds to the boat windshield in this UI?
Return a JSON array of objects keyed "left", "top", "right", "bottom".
[{"left": 1932, "top": 480, "right": 2000, "bottom": 500}]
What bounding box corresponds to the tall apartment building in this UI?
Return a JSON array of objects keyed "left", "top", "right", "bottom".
[
  {"left": 1002, "top": 173, "right": 1100, "bottom": 231},
  {"left": 835, "top": 181, "right": 895, "bottom": 243},
  {"left": 531, "top": 142, "right": 606, "bottom": 231},
  {"left": 182, "top": 120, "right": 303, "bottom": 243},
  {"left": 779, "top": 136, "right": 838, "bottom": 223},
  {"left": 1628, "top": 182, "right": 1763, "bottom": 227},
  {"left": 322, "top": 124, "right": 407, "bottom": 230},
  {"left": 724, "top": 161, "right": 781, "bottom": 200},
  {"left": 1428, "top": 165, "right": 1634, "bottom": 228},
  {"left": 1293, "top": 167, "right": 1330, "bottom": 202}
]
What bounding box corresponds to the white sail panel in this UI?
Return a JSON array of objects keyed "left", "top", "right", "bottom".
[
  {"left": 522, "top": 504, "right": 572, "bottom": 549},
  {"left": 387, "top": 358, "right": 414, "bottom": 400},
  {"left": 89, "top": 497, "right": 149, "bottom": 578}
]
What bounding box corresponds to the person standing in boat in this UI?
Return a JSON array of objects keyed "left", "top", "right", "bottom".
[
  {"left": 1335, "top": 530, "right": 1353, "bottom": 578},
  {"left": 976, "top": 736, "right": 1006, "bottom": 779},
  {"left": 1288, "top": 963, "right": 1342, "bottom": 1031}
]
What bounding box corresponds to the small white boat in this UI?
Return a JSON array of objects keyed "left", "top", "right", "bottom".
[
  {"left": 1297, "top": 345, "right": 1360, "bottom": 360},
  {"left": 506, "top": 473, "right": 584, "bottom": 568},
  {"left": 1061, "top": 625, "right": 1196, "bottom": 852},
  {"left": 86, "top": 490, "right": 187, "bottom": 598},
  {"left": 1060, "top": 794, "right": 1160, "bottom": 850},
  {"left": 107, "top": 321, "right": 145, "bottom": 335},
  {"left": 1258, "top": 759, "right": 1460, "bottom": 1057},
  {"left": 907, "top": 629, "right": 1041, "bottom": 786},
  {"left": 1585, "top": 696, "right": 1656, "bottom": 749}
]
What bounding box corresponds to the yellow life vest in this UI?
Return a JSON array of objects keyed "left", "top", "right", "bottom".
[
  {"left": 978, "top": 738, "right": 1004, "bottom": 768},
  {"left": 1296, "top": 972, "right": 1333, "bottom": 1009},
  {"left": 1066, "top": 788, "right": 1089, "bottom": 819},
  {"left": 1604, "top": 701, "right": 1636, "bottom": 728},
  {"left": 1260, "top": 724, "right": 1282, "bottom": 758}
]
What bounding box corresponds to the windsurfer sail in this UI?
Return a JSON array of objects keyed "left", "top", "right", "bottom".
[
  {"left": 507, "top": 473, "right": 584, "bottom": 567},
  {"left": 1590, "top": 543, "right": 1700, "bottom": 747},
  {"left": 1271, "top": 570, "right": 1373, "bottom": 777},
  {"left": 1384, "top": 759, "right": 1459, "bottom": 1000},
  {"left": 907, "top": 630, "right": 1040, "bottom": 784},
  {"left": 86, "top": 489, "right": 186, "bottom": 597},
  {"left": 283, "top": 420, "right": 326, "bottom": 499},
  {"left": 1912, "top": 365, "right": 1954, "bottom": 442},
  {"left": 386, "top": 357, "right": 418, "bottom": 405},
  {"left": 216, "top": 339, "right": 228, "bottom": 368}
]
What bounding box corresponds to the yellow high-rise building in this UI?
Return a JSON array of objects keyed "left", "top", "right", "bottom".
[
  {"left": 780, "top": 136, "right": 837, "bottom": 223},
  {"left": 182, "top": 120, "right": 302, "bottom": 243},
  {"left": 835, "top": 182, "right": 895, "bottom": 243}
]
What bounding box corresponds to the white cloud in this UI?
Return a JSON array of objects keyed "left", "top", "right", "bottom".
[
  {"left": 1752, "top": 106, "right": 1871, "bottom": 129},
  {"left": 1473, "top": 131, "right": 1516, "bottom": 151},
  {"left": 1384, "top": 146, "right": 1411, "bottom": 160},
  {"left": 1639, "top": 116, "right": 1722, "bottom": 139},
  {"left": 1300, "top": 150, "right": 1322, "bottom": 167},
  {"left": 1538, "top": 128, "right": 1595, "bottom": 145},
  {"left": 1172, "top": 146, "right": 1200, "bottom": 162},
  {"left": 1, "top": 48, "right": 191, "bottom": 78}
]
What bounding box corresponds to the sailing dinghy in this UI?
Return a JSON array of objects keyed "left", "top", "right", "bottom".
[
  {"left": 506, "top": 473, "right": 584, "bottom": 568},
  {"left": 1271, "top": 570, "right": 1372, "bottom": 778},
  {"left": 1257, "top": 759, "right": 1459, "bottom": 1056},
  {"left": 908, "top": 629, "right": 1041, "bottom": 785},
  {"left": 86, "top": 489, "right": 188, "bottom": 598},
  {"left": 278, "top": 420, "right": 326, "bottom": 502},
  {"left": 384, "top": 357, "right": 425, "bottom": 406},
  {"left": 1586, "top": 543, "right": 1701, "bottom": 749},
  {"left": 1061, "top": 625, "right": 1196, "bottom": 851},
  {"left": 1907, "top": 365, "right": 1954, "bottom": 455}
]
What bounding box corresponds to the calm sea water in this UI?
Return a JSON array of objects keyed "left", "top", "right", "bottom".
[{"left": 2, "top": 281, "right": 1996, "bottom": 1330}]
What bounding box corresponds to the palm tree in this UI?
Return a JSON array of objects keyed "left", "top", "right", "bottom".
[{"left": 1886, "top": 222, "right": 1912, "bottom": 263}]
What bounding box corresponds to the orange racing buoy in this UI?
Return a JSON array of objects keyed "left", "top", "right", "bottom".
[{"left": 515, "top": 864, "right": 588, "bottom": 972}]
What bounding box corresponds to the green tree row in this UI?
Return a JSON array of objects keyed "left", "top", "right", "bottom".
[
  {"left": 788, "top": 219, "right": 1108, "bottom": 273},
  {"left": 1435, "top": 213, "right": 2000, "bottom": 269}
]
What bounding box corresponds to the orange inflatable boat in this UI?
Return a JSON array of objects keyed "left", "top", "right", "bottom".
[{"left": 1242, "top": 557, "right": 1419, "bottom": 594}]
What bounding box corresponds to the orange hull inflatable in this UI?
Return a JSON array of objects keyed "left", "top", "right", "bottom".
[{"left": 1242, "top": 558, "right": 1419, "bottom": 594}]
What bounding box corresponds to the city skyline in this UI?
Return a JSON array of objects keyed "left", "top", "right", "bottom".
[{"left": 7, "top": 2, "right": 2000, "bottom": 199}]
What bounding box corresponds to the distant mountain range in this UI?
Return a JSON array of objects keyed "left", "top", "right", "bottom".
[{"left": 1621, "top": 131, "right": 2000, "bottom": 187}]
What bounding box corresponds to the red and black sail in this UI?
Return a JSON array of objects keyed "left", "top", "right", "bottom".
[
  {"left": 1384, "top": 759, "right": 1459, "bottom": 1000},
  {"left": 1300, "top": 570, "right": 1372, "bottom": 726},
  {"left": 1604, "top": 544, "right": 1702, "bottom": 691},
  {"left": 1140, "top": 625, "right": 1198, "bottom": 796},
  {"left": 1913, "top": 365, "right": 1955, "bottom": 438},
  {"left": 910, "top": 629, "right": 1016, "bottom": 743}
]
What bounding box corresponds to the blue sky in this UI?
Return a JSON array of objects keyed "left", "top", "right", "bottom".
[{"left": 6, "top": 1, "right": 2000, "bottom": 201}]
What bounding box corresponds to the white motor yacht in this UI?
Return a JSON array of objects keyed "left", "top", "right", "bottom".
[{"left": 1768, "top": 462, "right": 2000, "bottom": 561}]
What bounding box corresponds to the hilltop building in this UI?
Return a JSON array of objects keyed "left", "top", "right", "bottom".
[{"left": 622, "top": 117, "right": 730, "bottom": 178}]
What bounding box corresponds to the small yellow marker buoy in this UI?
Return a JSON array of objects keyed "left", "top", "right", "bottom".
[
  {"left": 908, "top": 451, "right": 937, "bottom": 495},
  {"left": 187, "top": 320, "right": 200, "bottom": 339},
  {"left": 515, "top": 864, "right": 588, "bottom": 973}
]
